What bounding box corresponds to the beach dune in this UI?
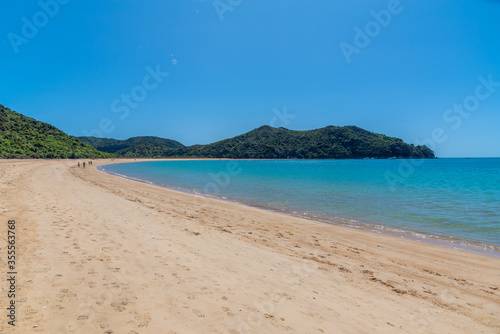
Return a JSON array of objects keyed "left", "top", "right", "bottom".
[{"left": 0, "top": 159, "right": 499, "bottom": 333}]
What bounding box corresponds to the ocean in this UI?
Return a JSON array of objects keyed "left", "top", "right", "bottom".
[{"left": 100, "top": 158, "right": 500, "bottom": 254}]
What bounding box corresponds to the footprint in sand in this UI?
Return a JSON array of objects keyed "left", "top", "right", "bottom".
[
  {"left": 97, "top": 319, "right": 109, "bottom": 329},
  {"left": 222, "top": 307, "right": 235, "bottom": 317},
  {"left": 110, "top": 281, "right": 120, "bottom": 289},
  {"left": 56, "top": 289, "right": 76, "bottom": 301},
  {"left": 134, "top": 313, "right": 152, "bottom": 328},
  {"left": 192, "top": 309, "right": 206, "bottom": 318},
  {"left": 111, "top": 299, "right": 129, "bottom": 312},
  {"left": 22, "top": 306, "right": 38, "bottom": 320},
  {"left": 94, "top": 293, "right": 110, "bottom": 306}
]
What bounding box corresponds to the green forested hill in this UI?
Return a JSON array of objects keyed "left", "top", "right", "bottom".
[
  {"left": 176, "top": 125, "right": 435, "bottom": 159},
  {"left": 0, "top": 105, "right": 110, "bottom": 159},
  {"left": 81, "top": 125, "right": 434, "bottom": 159},
  {"left": 77, "top": 136, "right": 184, "bottom": 157},
  {"left": 1, "top": 103, "right": 434, "bottom": 159}
]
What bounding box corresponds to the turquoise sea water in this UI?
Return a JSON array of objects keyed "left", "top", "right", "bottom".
[{"left": 100, "top": 159, "right": 500, "bottom": 253}]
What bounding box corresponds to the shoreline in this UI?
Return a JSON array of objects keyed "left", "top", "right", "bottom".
[
  {"left": 98, "top": 160, "right": 500, "bottom": 258},
  {"left": 1, "top": 158, "right": 499, "bottom": 333}
]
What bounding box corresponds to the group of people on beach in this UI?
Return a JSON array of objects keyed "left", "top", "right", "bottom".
[{"left": 77, "top": 161, "right": 93, "bottom": 168}]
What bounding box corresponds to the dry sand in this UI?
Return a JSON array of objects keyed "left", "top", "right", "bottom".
[{"left": 0, "top": 159, "right": 499, "bottom": 333}]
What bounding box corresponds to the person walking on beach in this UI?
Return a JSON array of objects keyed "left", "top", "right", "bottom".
[{"left": 83, "top": 162, "right": 86, "bottom": 168}]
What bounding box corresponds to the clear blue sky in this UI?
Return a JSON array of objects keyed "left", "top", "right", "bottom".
[{"left": 2, "top": 0, "right": 499, "bottom": 157}]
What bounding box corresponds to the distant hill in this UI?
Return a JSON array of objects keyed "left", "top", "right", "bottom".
[
  {"left": 80, "top": 125, "right": 434, "bottom": 159},
  {"left": 1, "top": 103, "right": 434, "bottom": 159},
  {"left": 78, "top": 136, "right": 184, "bottom": 157},
  {"left": 0, "top": 105, "right": 110, "bottom": 159},
  {"left": 176, "top": 125, "right": 434, "bottom": 159}
]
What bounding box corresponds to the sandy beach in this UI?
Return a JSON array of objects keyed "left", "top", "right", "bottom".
[{"left": 0, "top": 159, "right": 499, "bottom": 333}]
